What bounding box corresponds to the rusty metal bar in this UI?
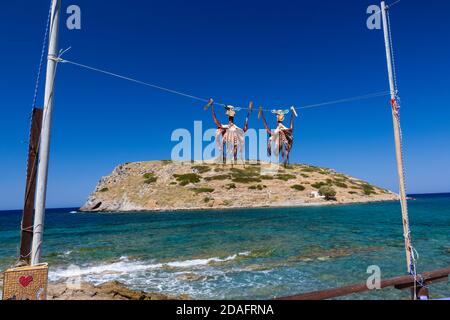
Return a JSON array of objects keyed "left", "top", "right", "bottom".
[{"left": 275, "top": 267, "right": 450, "bottom": 300}]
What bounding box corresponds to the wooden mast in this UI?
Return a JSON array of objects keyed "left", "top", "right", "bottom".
[
  {"left": 31, "top": 0, "right": 61, "bottom": 266},
  {"left": 380, "top": 1, "right": 414, "bottom": 275}
]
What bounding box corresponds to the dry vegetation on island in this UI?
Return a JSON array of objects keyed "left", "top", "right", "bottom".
[{"left": 80, "top": 161, "right": 398, "bottom": 212}]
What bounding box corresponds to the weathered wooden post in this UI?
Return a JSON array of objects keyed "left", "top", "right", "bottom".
[{"left": 19, "top": 108, "right": 43, "bottom": 265}]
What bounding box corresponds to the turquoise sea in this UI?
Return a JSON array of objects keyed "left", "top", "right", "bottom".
[{"left": 1, "top": 194, "right": 449, "bottom": 300}]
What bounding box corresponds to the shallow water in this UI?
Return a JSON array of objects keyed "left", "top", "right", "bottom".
[{"left": 1, "top": 194, "right": 449, "bottom": 300}]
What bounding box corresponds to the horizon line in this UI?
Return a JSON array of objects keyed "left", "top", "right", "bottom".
[{"left": 1, "top": 192, "right": 449, "bottom": 212}]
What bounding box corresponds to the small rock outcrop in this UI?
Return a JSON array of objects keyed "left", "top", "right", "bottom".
[{"left": 47, "top": 281, "right": 190, "bottom": 300}]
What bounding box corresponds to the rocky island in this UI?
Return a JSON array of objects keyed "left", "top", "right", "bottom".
[{"left": 80, "top": 161, "right": 398, "bottom": 212}]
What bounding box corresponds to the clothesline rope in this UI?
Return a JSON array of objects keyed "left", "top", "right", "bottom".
[
  {"left": 57, "top": 57, "right": 390, "bottom": 112},
  {"left": 31, "top": 0, "right": 53, "bottom": 110},
  {"left": 372, "top": 0, "right": 402, "bottom": 16},
  {"left": 299, "top": 91, "right": 390, "bottom": 110},
  {"left": 59, "top": 58, "right": 223, "bottom": 106}
]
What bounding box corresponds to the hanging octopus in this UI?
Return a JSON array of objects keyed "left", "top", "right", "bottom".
[
  {"left": 205, "top": 99, "right": 253, "bottom": 164},
  {"left": 259, "top": 107, "right": 296, "bottom": 166}
]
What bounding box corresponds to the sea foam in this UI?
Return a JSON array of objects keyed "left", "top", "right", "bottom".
[{"left": 49, "top": 252, "right": 250, "bottom": 282}]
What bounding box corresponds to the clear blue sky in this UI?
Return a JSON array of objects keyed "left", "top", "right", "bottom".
[{"left": 0, "top": 0, "right": 449, "bottom": 210}]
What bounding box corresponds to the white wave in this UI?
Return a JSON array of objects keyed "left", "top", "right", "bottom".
[
  {"left": 49, "top": 258, "right": 159, "bottom": 281},
  {"left": 49, "top": 252, "right": 250, "bottom": 282},
  {"left": 166, "top": 252, "right": 250, "bottom": 268}
]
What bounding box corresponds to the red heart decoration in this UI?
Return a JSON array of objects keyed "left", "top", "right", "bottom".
[{"left": 19, "top": 276, "right": 33, "bottom": 287}]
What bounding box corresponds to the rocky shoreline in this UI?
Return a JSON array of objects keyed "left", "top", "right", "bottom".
[
  {"left": 46, "top": 281, "right": 190, "bottom": 300},
  {"left": 80, "top": 161, "right": 398, "bottom": 213},
  {"left": 80, "top": 198, "right": 399, "bottom": 214},
  {"left": 0, "top": 276, "right": 189, "bottom": 300}
]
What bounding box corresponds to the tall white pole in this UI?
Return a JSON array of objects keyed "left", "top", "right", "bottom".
[
  {"left": 381, "top": 1, "right": 413, "bottom": 274},
  {"left": 31, "top": 0, "right": 61, "bottom": 266}
]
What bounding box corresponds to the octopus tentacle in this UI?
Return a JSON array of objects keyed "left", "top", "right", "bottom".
[{"left": 215, "top": 125, "right": 245, "bottom": 163}]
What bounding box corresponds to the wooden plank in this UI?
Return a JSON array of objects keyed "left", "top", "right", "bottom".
[
  {"left": 19, "top": 108, "right": 43, "bottom": 265},
  {"left": 275, "top": 267, "right": 450, "bottom": 300}
]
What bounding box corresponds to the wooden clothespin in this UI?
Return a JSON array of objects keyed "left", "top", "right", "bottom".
[
  {"left": 204, "top": 98, "right": 214, "bottom": 110},
  {"left": 291, "top": 106, "right": 298, "bottom": 117},
  {"left": 249, "top": 101, "right": 254, "bottom": 113}
]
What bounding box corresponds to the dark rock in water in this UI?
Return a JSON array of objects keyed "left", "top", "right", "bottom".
[
  {"left": 176, "top": 273, "right": 206, "bottom": 282},
  {"left": 289, "top": 246, "right": 383, "bottom": 263}
]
